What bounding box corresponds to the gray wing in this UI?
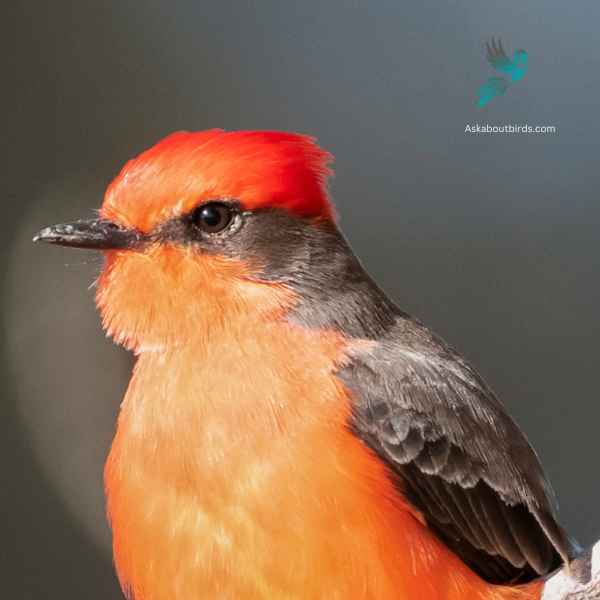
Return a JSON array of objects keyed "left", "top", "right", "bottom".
[
  {"left": 486, "top": 37, "right": 513, "bottom": 73},
  {"left": 341, "top": 317, "right": 577, "bottom": 584}
]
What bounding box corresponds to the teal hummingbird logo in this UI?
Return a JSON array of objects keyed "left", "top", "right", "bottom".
[{"left": 477, "top": 38, "right": 528, "bottom": 108}]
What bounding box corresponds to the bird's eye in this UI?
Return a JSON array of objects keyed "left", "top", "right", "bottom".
[{"left": 190, "top": 202, "right": 233, "bottom": 233}]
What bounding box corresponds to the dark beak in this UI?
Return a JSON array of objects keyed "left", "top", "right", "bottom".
[{"left": 33, "top": 218, "right": 140, "bottom": 250}]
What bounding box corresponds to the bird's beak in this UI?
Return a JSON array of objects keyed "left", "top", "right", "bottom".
[{"left": 33, "top": 218, "right": 140, "bottom": 250}]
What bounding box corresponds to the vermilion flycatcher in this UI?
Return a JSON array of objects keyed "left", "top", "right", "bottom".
[{"left": 35, "top": 130, "right": 577, "bottom": 600}]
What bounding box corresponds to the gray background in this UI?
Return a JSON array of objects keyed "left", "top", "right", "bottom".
[{"left": 3, "top": 1, "right": 599, "bottom": 598}]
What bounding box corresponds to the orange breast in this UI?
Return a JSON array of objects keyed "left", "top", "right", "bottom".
[{"left": 105, "top": 312, "right": 540, "bottom": 600}]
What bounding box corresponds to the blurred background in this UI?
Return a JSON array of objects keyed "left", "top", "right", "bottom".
[{"left": 3, "top": 1, "right": 600, "bottom": 598}]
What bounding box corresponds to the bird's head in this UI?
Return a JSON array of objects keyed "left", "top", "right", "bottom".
[{"left": 34, "top": 130, "right": 348, "bottom": 352}]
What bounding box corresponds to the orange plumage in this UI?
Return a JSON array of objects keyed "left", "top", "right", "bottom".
[{"left": 36, "top": 130, "right": 569, "bottom": 600}]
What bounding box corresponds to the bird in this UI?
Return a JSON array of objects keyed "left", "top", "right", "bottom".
[
  {"left": 34, "top": 130, "right": 577, "bottom": 600},
  {"left": 477, "top": 38, "right": 528, "bottom": 107}
]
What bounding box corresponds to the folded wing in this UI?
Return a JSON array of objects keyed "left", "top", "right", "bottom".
[{"left": 341, "top": 318, "right": 577, "bottom": 583}]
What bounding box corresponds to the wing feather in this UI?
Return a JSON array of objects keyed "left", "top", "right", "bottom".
[
  {"left": 486, "top": 37, "right": 512, "bottom": 71},
  {"left": 342, "top": 317, "right": 577, "bottom": 583}
]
